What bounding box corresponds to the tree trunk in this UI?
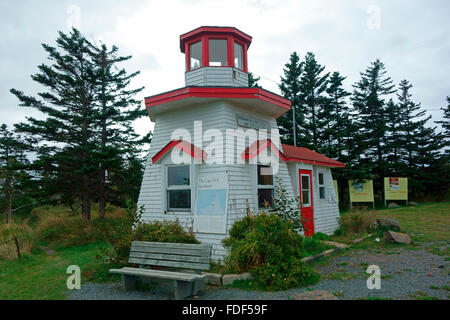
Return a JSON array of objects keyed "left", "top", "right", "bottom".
[
  {"left": 98, "top": 49, "right": 107, "bottom": 219},
  {"left": 82, "top": 174, "right": 91, "bottom": 221}
]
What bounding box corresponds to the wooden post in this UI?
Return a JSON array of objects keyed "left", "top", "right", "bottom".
[{"left": 14, "top": 237, "right": 21, "bottom": 259}]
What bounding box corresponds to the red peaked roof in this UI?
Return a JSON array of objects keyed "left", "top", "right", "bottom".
[
  {"left": 281, "top": 144, "right": 345, "bottom": 167},
  {"left": 152, "top": 140, "right": 207, "bottom": 164},
  {"left": 242, "top": 139, "right": 344, "bottom": 167}
]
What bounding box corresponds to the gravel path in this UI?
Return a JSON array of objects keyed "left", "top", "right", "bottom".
[{"left": 69, "top": 244, "right": 449, "bottom": 300}]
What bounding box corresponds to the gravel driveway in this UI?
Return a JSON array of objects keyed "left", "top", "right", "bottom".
[{"left": 69, "top": 244, "right": 449, "bottom": 300}]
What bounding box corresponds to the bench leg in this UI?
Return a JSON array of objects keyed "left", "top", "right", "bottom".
[
  {"left": 122, "top": 275, "right": 136, "bottom": 291},
  {"left": 172, "top": 280, "right": 193, "bottom": 300},
  {"left": 193, "top": 278, "right": 205, "bottom": 295}
]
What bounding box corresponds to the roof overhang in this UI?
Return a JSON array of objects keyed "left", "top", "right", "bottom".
[
  {"left": 152, "top": 140, "right": 207, "bottom": 164},
  {"left": 242, "top": 139, "right": 346, "bottom": 168},
  {"left": 145, "top": 86, "right": 291, "bottom": 121},
  {"left": 180, "top": 26, "right": 252, "bottom": 52}
]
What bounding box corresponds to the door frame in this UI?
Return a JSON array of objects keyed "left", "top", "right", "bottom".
[{"left": 298, "top": 169, "right": 314, "bottom": 236}]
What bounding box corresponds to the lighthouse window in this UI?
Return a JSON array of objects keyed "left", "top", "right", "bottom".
[
  {"left": 209, "top": 39, "right": 228, "bottom": 67},
  {"left": 257, "top": 165, "right": 274, "bottom": 208},
  {"left": 167, "top": 165, "right": 191, "bottom": 210},
  {"left": 189, "top": 41, "right": 202, "bottom": 70},
  {"left": 234, "top": 42, "right": 243, "bottom": 69}
]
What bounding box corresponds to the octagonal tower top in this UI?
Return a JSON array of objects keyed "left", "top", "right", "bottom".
[{"left": 180, "top": 26, "right": 252, "bottom": 87}]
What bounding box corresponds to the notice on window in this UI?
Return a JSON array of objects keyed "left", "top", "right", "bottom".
[
  {"left": 384, "top": 177, "right": 408, "bottom": 200},
  {"left": 194, "top": 172, "right": 229, "bottom": 234},
  {"left": 348, "top": 179, "right": 374, "bottom": 202}
]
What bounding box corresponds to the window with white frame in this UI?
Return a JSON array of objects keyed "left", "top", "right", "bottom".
[
  {"left": 318, "top": 171, "right": 326, "bottom": 200},
  {"left": 257, "top": 165, "right": 274, "bottom": 209},
  {"left": 167, "top": 165, "right": 191, "bottom": 211}
]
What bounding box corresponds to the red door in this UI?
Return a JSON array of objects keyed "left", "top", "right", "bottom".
[{"left": 299, "top": 169, "right": 314, "bottom": 237}]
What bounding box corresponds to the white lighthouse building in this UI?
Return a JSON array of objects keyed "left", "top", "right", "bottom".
[{"left": 138, "top": 26, "right": 344, "bottom": 261}]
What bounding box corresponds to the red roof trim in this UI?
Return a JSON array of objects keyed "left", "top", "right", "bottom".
[
  {"left": 180, "top": 26, "right": 252, "bottom": 52},
  {"left": 242, "top": 139, "right": 286, "bottom": 161},
  {"left": 152, "top": 140, "right": 207, "bottom": 164},
  {"left": 282, "top": 144, "right": 345, "bottom": 168},
  {"left": 241, "top": 139, "right": 345, "bottom": 167},
  {"left": 145, "top": 86, "right": 291, "bottom": 110}
]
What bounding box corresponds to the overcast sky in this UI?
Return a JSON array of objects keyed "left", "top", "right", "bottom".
[{"left": 1, "top": 0, "right": 449, "bottom": 137}]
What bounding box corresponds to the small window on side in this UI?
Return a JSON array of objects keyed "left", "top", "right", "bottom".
[
  {"left": 318, "top": 172, "right": 326, "bottom": 200},
  {"left": 189, "top": 41, "right": 202, "bottom": 70},
  {"left": 167, "top": 165, "right": 191, "bottom": 211},
  {"left": 234, "top": 42, "right": 243, "bottom": 69},
  {"left": 257, "top": 165, "right": 274, "bottom": 208}
]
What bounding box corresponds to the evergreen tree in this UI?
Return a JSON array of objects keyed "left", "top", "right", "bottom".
[
  {"left": 351, "top": 59, "right": 395, "bottom": 180},
  {"left": 299, "top": 52, "right": 329, "bottom": 151},
  {"left": 10, "top": 28, "right": 98, "bottom": 221},
  {"left": 88, "top": 42, "right": 146, "bottom": 218},
  {"left": 0, "top": 124, "right": 30, "bottom": 223},
  {"left": 322, "top": 71, "right": 352, "bottom": 160},
  {"left": 278, "top": 52, "right": 304, "bottom": 146},
  {"left": 435, "top": 96, "right": 450, "bottom": 155},
  {"left": 248, "top": 72, "right": 260, "bottom": 88},
  {"left": 384, "top": 98, "right": 403, "bottom": 174}
]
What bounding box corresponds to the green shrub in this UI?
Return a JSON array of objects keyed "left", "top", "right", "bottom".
[
  {"left": 97, "top": 201, "right": 199, "bottom": 265},
  {"left": 273, "top": 177, "right": 303, "bottom": 233},
  {"left": 222, "top": 213, "right": 319, "bottom": 291},
  {"left": 312, "top": 232, "right": 332, "bottom": 241},
  {"left": 337, "top": 208, "right": 376, "bottom": 235}
]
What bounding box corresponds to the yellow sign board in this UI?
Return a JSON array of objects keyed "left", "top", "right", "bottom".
[
  {"left": 384, "top": 177, "right": 408, "bottom": 200},
  {"left": 333, "top": 180, "right": 339, "bottom": 203},
  {"left": 348, "top": 179, "right": 374, "bottom": 202}
]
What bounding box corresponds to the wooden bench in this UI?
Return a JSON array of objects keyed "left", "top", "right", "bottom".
[{"left": 109, "top": 241, "right": 212, "bottom": 299}]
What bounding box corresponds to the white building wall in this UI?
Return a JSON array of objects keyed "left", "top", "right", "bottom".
[
  {"left": 288, "top": 163, "right": 340, "bottom": 236},
  {"left": 138, "top": 100, "right": 296, "bottom": 261},
  {"left": 185, "top": 67, "right": 248, "bottom": 87}
]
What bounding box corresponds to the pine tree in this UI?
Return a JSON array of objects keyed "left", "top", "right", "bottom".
[
  {"left": 435, "top": 96, "right": 450, "bottom": 155},
  {"left": 88, "top": 42, "right": 146, "bottom": 218},
  {"left": 10, "top": 28, "right": 98, "bottom": 221},
  {"left": 0, "top": 124, "right": 30, "bottom": 223},
  {"left": 351, "top": 59, "right": 395, "bottom": 180},
  {"left": 299, "top": 52, "right": 329, "bottom": 151},
  {"left": 278, "top": 52, "right": 304, "bottom": 146},
  {"left": 384, "top": 98, "right": 403, "bottom": 174},
  {"left": 248, "top": 72, "right": 260, "bottom": 88},
  {"left": 322, "top": 71, "right": 352, "bottom": 160}
]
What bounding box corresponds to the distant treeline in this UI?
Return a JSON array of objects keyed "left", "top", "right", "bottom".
[
  {"left": 1, "top": 29, "right": 449, "bottom": 223},
  {"left": 251, "top": 52, "right": 449, "bottom": 204}
]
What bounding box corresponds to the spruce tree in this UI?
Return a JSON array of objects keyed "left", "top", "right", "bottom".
[
  {"left": 10, "top": 28, "right": 98, "bottom": 221},
  {"left": 435, "top": 96, "right": 450, "bottom": 155},
  {"left": 278, "top": 52, "right": 304, "bottom": 146},
  {"left": 322, "top": 71, "right": 352, "bottom": 160},
  {"left": 88, "top": 43, "right": 145, "bottom": 218},
  {"left": 248, "top": 72, "right": 260, "bottom": 88},
  {"left": 299, "top": 52, "right": 329, "bottom": 151},
  {"left": 351, "top": 59, "right": 395, "bottom": 180},
  {"left": 384, "top": 98, "right": 403, "bottom": 174},
  {"left": 0, "top": 124, "right": 30, "bottom": 223}
]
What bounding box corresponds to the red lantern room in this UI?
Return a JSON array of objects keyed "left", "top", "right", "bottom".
[{"left": 180, "top": 26, "right": 252, "bottom": 87}]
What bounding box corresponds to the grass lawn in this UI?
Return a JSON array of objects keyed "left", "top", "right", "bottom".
[
  {"left": 0, "top": 242, "right": 119, "bottom": 300},
  {"left": 375, "top": 202, "right": 450, "bottom": 243}
]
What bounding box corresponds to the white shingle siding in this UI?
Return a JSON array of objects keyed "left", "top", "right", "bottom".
[
  {"left": 138, "top": 100, "right": 339, "bottom": 261},
  {"left": 185, "top": 67, "right": 249, "bottom": 87}
]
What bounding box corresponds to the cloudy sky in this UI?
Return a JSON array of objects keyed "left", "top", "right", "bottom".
[{"left": 1, "top": 0, "right": 449, "bottom": 137}]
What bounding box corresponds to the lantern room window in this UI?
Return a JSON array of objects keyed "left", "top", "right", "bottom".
[
  {"left": 189, "top": 41, "right": 202, "bottom": 70},
  {"left": 209, "top": 39, "right": 228, "bottom": 66},
  {"left": 234, "top": 42, "right": 243, "bottom": 69}
]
